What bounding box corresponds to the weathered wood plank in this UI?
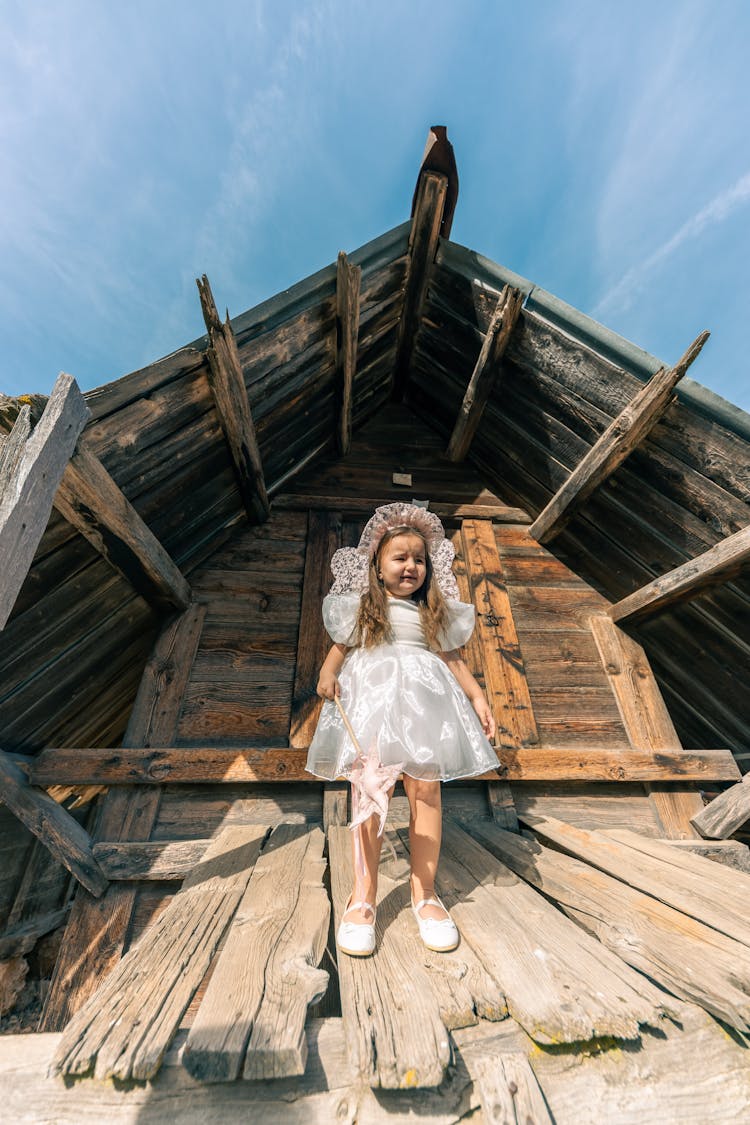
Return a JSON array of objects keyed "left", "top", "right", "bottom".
[
  {"left": 589, "top": 614, "right": 705, "bottom": 838},
  {"left": 290, "top": 510, "right": 342, "bottom": 748},
  {"left": 322, "top": 784, "right": 348, "bottom": 829},
  {"left": 328, "top": 825, "right": 451, "bottom": 1088},
  {"left": 0, "top": 750, "right": 106, "bottom": 897},
  {"left": 461, "top": 518, "right": 539, "bottom": 749},
  {"left": 392, "top": 170, "right": 448, "bottom": 401},
  {"left": 0, "top": 907, "right": 69, "bottom": 960},
  {"left": 41, "top": 605, "right": 205, "bottom": 1031},
  {"left": 446, "top": 285, "right": 524, "bottom": 462},
  {"left": 692, "top": 775, "right": 750, "bottom": 839},
  {"left": 55, "top": 440, "right": 191, "bottom": 611},
  {"left": 0, "top": 404, "right": 31, "bottom": 488},
  {"left": 274, "top": 493, "right": 531, "bottom": 521},
  {"left": 472, "top": 822, "right": 750, "bottom": 1032},
  {"left": 529, "top": 331, "right": 709, "bottom": 543},
  {"left": 384, "top": 824, "right": 507, "bottom": 1028},
  {"left": 335, "top": 251, "right": 362, "bottom": 456},
  {"left": 182, "top": 825, "right": 329, "bottom": 1082},
  {"left": 465, "top": 1047, "right": 553, "bottom": 1125},
  {"left": 524, "top": 813, "right": 750, "bottom": 948},
  {"left": 93, "top": 840, "right": 211, "bottom": 880},
  {"left": 30, "top": 744, "right": 739, "bottom": 785},
  {"left": 197, "top": 274, "right": 269, "bottom": 523},
  {"left": 610, "top": 522, "right": 750, "bottom": 624},
  {"left": 486, "top": 782, "right": 519, "bottom": 831},
  {"left": 0, "top": 375, "right": 89, "bottom": 629},
  {"left": 433, "top": 820, "right": 666, "bottom": 1043},
  {"left": 51, "top": 825, "right": 267, "bottom": 1080}
]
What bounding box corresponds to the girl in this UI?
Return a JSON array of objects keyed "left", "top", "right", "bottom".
[{"left": 306, "top": 503, "right": 497, "bottom": 956}]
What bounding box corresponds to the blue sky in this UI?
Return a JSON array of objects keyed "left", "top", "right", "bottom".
[{"left": 2, "top": 0, "right": 749, "bottom": 413}]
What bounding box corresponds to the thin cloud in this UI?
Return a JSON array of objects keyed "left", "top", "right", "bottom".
[{"left": 593, "top": 170, "right": 750, "bottom": 318}]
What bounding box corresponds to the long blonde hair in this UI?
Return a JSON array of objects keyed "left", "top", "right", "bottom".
[{"left": 356, "top": 527, "right": 449, "bottom": 650}]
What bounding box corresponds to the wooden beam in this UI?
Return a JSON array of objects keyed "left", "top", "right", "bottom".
[
  {"left": 0, "top": 749, "right": 107, "bottom": 897},
  {"left": 691, "top": 775, "right": 750, "bottom": 839},
  {"left": 197, "top": 274, "right": 269, "bottom": 523},
  {"left": 610, "top": 523, "right": 750, "bottom": 624},
  {"left": 391, "top": 170, "right": 448, "bottom": 402},
  {"left": 40, "top": 603, "right": 205, "bottom": 1032},
  {"left": 55, "top": 441, "right": 191, "bottom": 612},
  {"left": 273, "top": 494, "right": 531, "bottom": 522},
  {"left": 93, "top": 839, "right": 211, "bottom": 880},
  {"left": 461, "top": 518, "right": 539, "bottom": 750},
  {"left": 590, "top": 614, "right": 704, "bottom": 837},
  {"left": 529, "top": 331, "right": 709, "bottom": 544},
  {"left": 290, "top": 510, "right": 342, "bottom": 748},
  {"left": 335, "top": 251, "right": 361, "bottom": 456},
  {"left": 0, "top": 374, "right": 89, "bottom": 629},
  {"left": 446, "top": 285, "right": 524, "bottom": 462},
  {"left": 29, "top": 744, "right": 740, "bottom": 786}
]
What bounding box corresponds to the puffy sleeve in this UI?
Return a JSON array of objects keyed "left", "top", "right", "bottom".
[
  {"left": 322, "top": 593, "right": 361, "bottom": 646},
  {"left": 437, "top": 599, "right": 476, "bottom": 651}
]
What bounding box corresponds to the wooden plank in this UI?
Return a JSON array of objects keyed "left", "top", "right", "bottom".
[
  {"left": 391, "top": 170, "right": 448, "bottom": 401},
  {"left": 461, "top": 518, "right": 539, "bottom": 750},
  {"left": 322, "top": 784, "right": 348, "bottom": 829},
  {"left": 474, "top": 823, "right": 750, "bottom": 1033},
  {"left": 610, "top": 523, "right": 750, "bottom": 624},
  {"left": 40, "top": 605, "right": 205, "bottom": 1032},
  {"left": 328, "top": 825, "right": 451, "bottom": 1088},
  {"left": 660, "top": 839, "right": 750, "bottom": 873},
  {"left": 274, "top": 493, "right": 531, "bottom": 521},
  {"left": 0, "top": 404, "right": 31, "bottom": 488},
  {"left": 335, "top": 251, "right": 362, "bottom": 456},
  {"left": 0, "top": 907, "right": 69, "bottom": 960},
  {"left": 528, "top": 331, "right": 709, "bottom": 544},
  {"left": 54, "top": 440, "right": 191, "bottom": 612},
  {"left": 589, "top": 614, "right": 705, "bottom": 838},
  {"left": 0, "top": 750, "right": 106, "bottom": 897},
  {"left": 197, "top": 274, "right": 270, "bottom": 523},
  {"left": 290, "top": 510, "right": 342, "bottom": 748},
  {"left": 692, "top": 775, "right": 750, "bottom": 838},
  {"left": 433, "top": 821, "right": 666, "bottom": 1044},
  {"left": 51, "top": 824, "right": 267, "bottom": 1080},
  {"left": 182, "top": 825, "right": 329, "bottom": 1082},
  {"left": 486, "top": 781, "right": 518, "bottom": 831},
  {"left": 93, "top": 839, "right": 211, "bottom": 880},
  {"left": 603, "top": 828, "right": 750, "bottom": 895},
  {"left": 446, "top": 285, "right": 524, "bottom": 462},
  {"left": 30, "top": 744, "right": 740, "bottom": 785},
  {"left": 0, "top": 375, "right": 89, "bottom": 629},
  {"left": 465, "top": 1048, "right": 553, "bottom": 1125},
  {"left": 523, "top": 813, "right": 750, "bottom": 948}
]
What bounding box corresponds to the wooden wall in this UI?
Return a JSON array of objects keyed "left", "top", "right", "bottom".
[
  {"left": 408, "top": 246, "right": 750, "bottom": 759},
  {"left": 0, "top": 225, "right": 409, "bottom": 756}
]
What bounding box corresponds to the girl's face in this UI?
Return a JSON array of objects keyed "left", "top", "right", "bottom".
[{"left": 377, "top": 533, "right": 427, "bottom": 599}]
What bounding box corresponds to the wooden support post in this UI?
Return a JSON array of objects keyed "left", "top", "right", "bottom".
[
  {"left": 391, "top": 170, "right": 448, "bottom": 402},
  {"left": 197, "top": 275, "right": 270, "bottom": 523},
  {"left": 335, "top": 251, "right": 361, "bottom": 456},
  {"left": 691, "top": 775, "right": 750, "bottom": 839},
  {"left": 0, "top": 374, "right": 89, "bottom": 629},
  {"left": 590, "top": 615, "right": 704, "bottom": 838},
  {"left": 0, "top": 750, "right": 107, "bottom": 897},
  {"left": 461, "top": 518, "right": 539, "bottom": 751},
  {"left": 290, "top": 510, "right": 343, "bottom": 748},
  {"left": 55, "top": 442, "right": 191, "bottom": 612},
  {"left": 529, "top": 331, "right": 709, "bottom": 544},
  {"left": 610, "top": 523, "right": 750, "bottom": 625},
  {"left": 446, "top": 285, "right": 523, "bottom": 462},
  {"left": 40, "top": 603, "right": 206, "bottom": 1031}
]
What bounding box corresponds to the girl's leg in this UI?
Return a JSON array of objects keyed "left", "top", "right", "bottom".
[
  {"left": 402, "top": 776, "right": 447, "bottom": 921},
  {"left": 346, "top": 784, "right": 394, "bottom": 925}
]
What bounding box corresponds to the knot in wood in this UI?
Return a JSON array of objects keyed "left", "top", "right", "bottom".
[{"left": 483, "top": 612, "right": 500, "bottom": 627}]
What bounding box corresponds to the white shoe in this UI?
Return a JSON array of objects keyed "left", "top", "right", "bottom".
[
  {"left": 337, "top": 899, "right": 376, "bottom": 957},
  {"left": 412, "top": 895, "right": 459, "bottom": 952}
]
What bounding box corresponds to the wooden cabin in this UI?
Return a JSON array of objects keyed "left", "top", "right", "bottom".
[{"left": 1, "top": 128, "right": 750, "bottom": 1123}]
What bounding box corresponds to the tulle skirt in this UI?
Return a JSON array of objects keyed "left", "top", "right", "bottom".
[{"left": 305, "top": 644, "right": 499, "bottom": 782}]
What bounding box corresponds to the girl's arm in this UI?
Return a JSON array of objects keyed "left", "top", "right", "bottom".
[
  {"left": 316, "top": 642, "right": 349, "bottom": 699},
  {"left": 439, "top": 650, "right": 496, "bottom": 739}
]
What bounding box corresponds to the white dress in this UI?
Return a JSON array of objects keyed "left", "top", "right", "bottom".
[{"left": 305, "top": 593, "right": 499, "bottom": 782}]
